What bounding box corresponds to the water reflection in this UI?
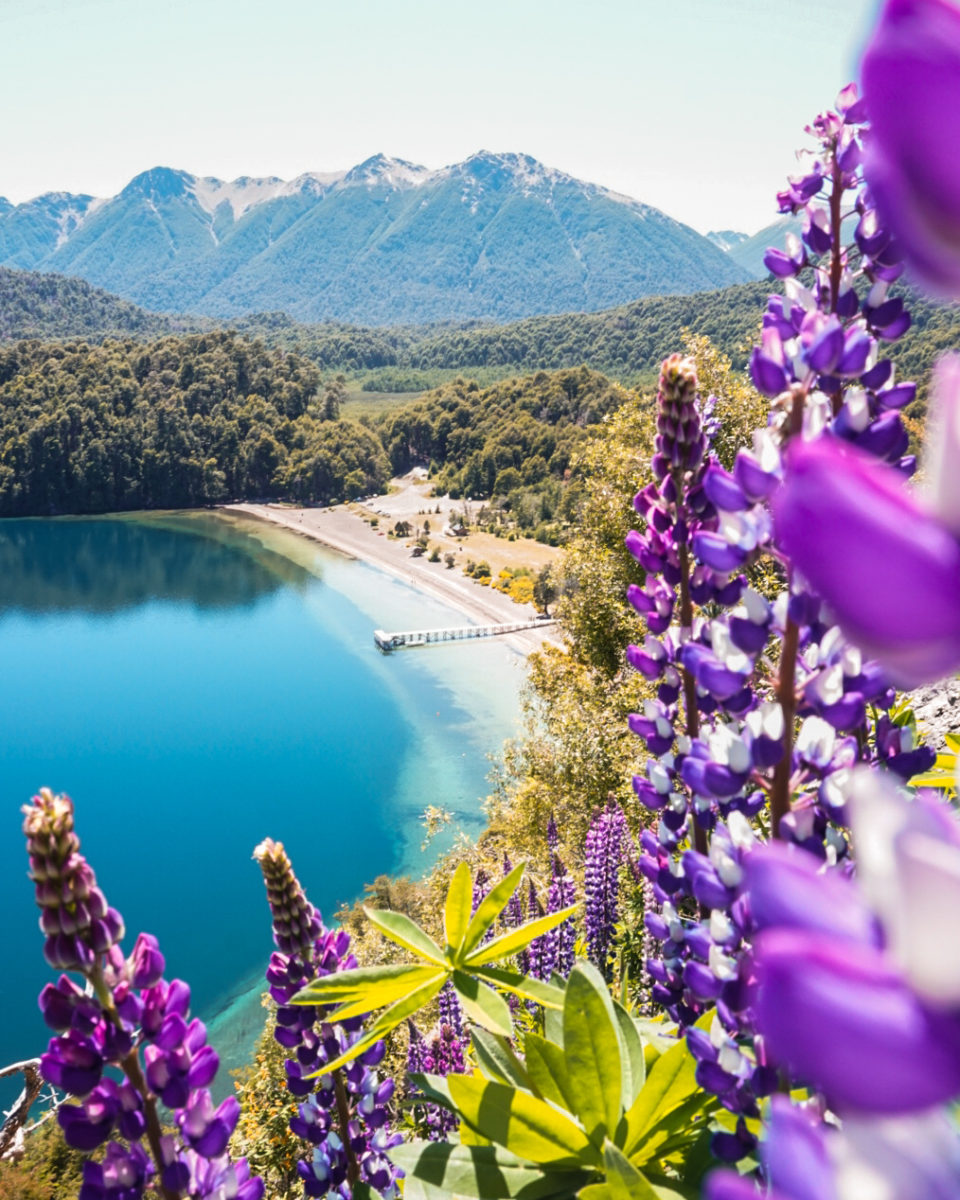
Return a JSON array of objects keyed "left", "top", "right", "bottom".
[{"left": 0, "top": 512, "right": 316, "bottom": 615}]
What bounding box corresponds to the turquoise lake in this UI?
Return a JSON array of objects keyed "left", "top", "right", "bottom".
[{"left": 0, "top": 512, "right": 525, "bottom": 1086}]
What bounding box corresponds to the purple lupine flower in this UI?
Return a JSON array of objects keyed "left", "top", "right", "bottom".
[
  {"left": 584, "top": 800, "right": 627, "bottom": 981},
  {"left": 470, "top": 867, "right": 489, "bottom": 914},
  {"left": 746, "top": 770, "right": 960, "bottom": 1114},
  {"left": 254, "top": 839, "right": 401, "bottom": 1198},
  {"left": 437, "top": 981, "right": 463, "bottom": 1040},
  {"left": 502, "top": 854, "right": 525, "bottom": 929},
  {"left": 23, "top": 789, "right": 263, "bottom": 1200},
  {"left": 862, "top": 0, "right": 960, "bottom": 298},
  {"left": 706, "top": 1096, "right": 960, "bottom": 1200},
  {"left": 624, "top": 84, "right": 937, "bottom": 1148},
  {"left": 773, "top": 429, "right": 960, "bottom": 686},
  {"left": 406, "top": 1020, "right": 464, "bottom": 1141}
]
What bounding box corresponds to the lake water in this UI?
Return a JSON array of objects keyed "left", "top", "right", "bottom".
[{"left": 0, "top": 511, "right": 526, "bottom": 1088}]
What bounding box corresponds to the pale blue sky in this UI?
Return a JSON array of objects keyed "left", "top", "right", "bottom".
[{"left": 0, "top": 0, "right": 878, "bottom": 234}]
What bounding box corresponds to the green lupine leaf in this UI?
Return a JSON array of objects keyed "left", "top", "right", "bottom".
[
  {"left": 351, "top": 1185, "right": 385, "bottom": 1200},
  {"left": 603, "top": 1143, "right": 659, "bottom": 1199},
  {"left": 363, "top": 907, "right": 445, "bottom": 964},
  {"left": 631, "top": 1093, "right": 719, "bottom": 1167},
  {"left": 472, "top": 1027, "right": 536, "bottom": 1091},
  {"left": 544, "top": 997, "right": 564, "bottom": 1047},
  {"left": 613, "top": 1001, "right": 647, "bottom": 1112},
  {"left": 444, "top": 862, "right": 473, "bottom": 954},
  {"left": 465, "top": 905, "right": 581, "bottom": 968},
  {"left": 309, "top": 972, "right": 445, "bottom": 1075},
  {"left": 644, "top": 1175, "right": 700, "bottom": 1199},
  {"left": 524, "top": 1032, "right": 578, "bottom": 1114},
  {"left": 562, "top": 962, "right": 624, "bottom": 1144},
  {"left": 448, "top": 1074, "right": 599, "bottom": 1167},
  {"left": 461, "top": 863, "right": 526, "bottom": 959},
  {"left": 628, "top": 1016, "right": 676, "bottom": 1057},
  {"left": 474, "top": 966, "right": 565, "bottom": 1009},
  {"left": 621, "top": 1034, "right": 697, "bottom": 1157},
  {"left": 390, "top": 1141, "right": 590, "bottom": 1199},
  {"left": 408, "top": 1072, "right": 455, "bottom": 1111},
  {"left": 293, "top": 962, "right": 431, "bottom": 1006},
  {"left": 453, "top": 970, "right": 514, "bottom": 1037},
  {"left": 315, "top": 965, "right": 444, "bottom": 1021}
]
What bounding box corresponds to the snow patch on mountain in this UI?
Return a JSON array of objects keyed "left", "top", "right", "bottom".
[{"left": 190, "top": 171, "right": 347, "bottom": 219}]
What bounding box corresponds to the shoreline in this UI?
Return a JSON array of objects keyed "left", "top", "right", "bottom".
[{"left": 225, "top": 500, "right": 559, "bottom": 656}]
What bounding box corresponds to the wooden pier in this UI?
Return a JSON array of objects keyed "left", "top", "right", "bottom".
[{"left": 374, "top": 618, "right": 554, "bottom": 652}]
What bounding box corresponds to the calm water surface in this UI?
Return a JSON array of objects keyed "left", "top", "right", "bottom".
[{"left": 0, "top": 512, "right": 525, "bottom": 1081}]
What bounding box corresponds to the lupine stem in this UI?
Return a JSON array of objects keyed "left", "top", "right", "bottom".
[
  {"left": 333, "top": 1070, "right": 360, "bottom": 1187},
  {"left": 770, "top": 616, "right": 799, "bottom": 839},
  {"left": 121, "top": 1050, "right": 180, "bottom": 1200},
  {"left": 91, "top": 966, "right": 180, "bottom": 1200},
  {"left": 678, "top": 540, "right": 707, "bottom": 856},
  {"left": 828, "top": 137, "right": 844, "bottom": 316}
]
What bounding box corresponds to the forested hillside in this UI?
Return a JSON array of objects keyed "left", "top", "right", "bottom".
[
  {"left": 0, "top": 333, "right": 388, "bottom": 515},
  {"left": 0, "top": 267, "right": 189, "bottom": 342}
]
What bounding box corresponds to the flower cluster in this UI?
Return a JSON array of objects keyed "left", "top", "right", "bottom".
[
  {"left": 703, "top": 3, "right": 960, "bottom": 1188},
  {"left": 25, "top": 788, "right": 263, "bottom": 1200},
  {"left": 584, "top": 799, "right": 627, "bottom": 981},
  {"left": 708, "top": 771, "right": 960, "bottom": 1198},
  {"left": 254, "top": 839, "right": 400, "bottom": 1199},
  {"left": 405, "top": 1008, "right": 465, "bottom": 1142},
  {"left": 528, "top": 856, "right": 577, "bottom": 982},
  {"left": 622, "top": 85, "right": 944, "bottom": 1158}
]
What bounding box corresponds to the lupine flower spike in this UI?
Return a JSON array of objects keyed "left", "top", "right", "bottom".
[
  {"left": 253, "top": 838, "right": 401, "bottom": 1198},
  {"left": 25, "top": 788, "right": 264, "bottom": 1200}
]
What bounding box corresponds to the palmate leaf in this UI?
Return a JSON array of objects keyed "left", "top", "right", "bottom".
[
  {"left": 562, "top": 962, "right": 624, "bottom": 1145},
  {"left": 309, "top": 965, "right": 443, "bottom": 1021},
  {"left": 363, "top": 907, "right": 446, "bottom": 963},
  {"left": 460, "top": 862, "right": 527, "bottom": 958},
  {"left": 465, "top": 904, "right": 581, "bottom": 968},
  {"left": 444, "top": 861, "right": 473, "bottom": 952},
  {"left": 448, "top": 1074, "right": 600, "bottom": 1168},
  {"left": 306, "top": 971, "right": 446, "bottom": 1075},
  {"left": 474, "top": 966, "right": 565, "bottom": 1009},
  {"left": 293, "top": 961, "right": 432, "bottom": 1006},
  {"left": 391, "top": 1142, "right": 590, "bottom": 1200},
  {"left": 453, "top": 970, "right": 514, "bottom": 1037}
]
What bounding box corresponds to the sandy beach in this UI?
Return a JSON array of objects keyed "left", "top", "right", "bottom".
[{"left": 227, "top": 480, "right": 561, "bottom": 656}]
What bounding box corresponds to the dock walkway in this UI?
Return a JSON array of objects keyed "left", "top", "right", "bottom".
[{"left": 374, "top": 619, "right": 554, "bottom": 651}]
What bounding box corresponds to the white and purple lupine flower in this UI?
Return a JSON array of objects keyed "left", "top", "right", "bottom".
[
  {"left": 774, "top": 357, "right": 960, "bottom": 687},
  {"left": 24, "top": 789, "right": 264, "bottom": 1200},
  {"left": 747, "top": 768, "right": 960, "bottom": 1114},
  {"left": 862, "top": 0, "right": 960, "bottom": 298},
  {"left": 706, "top": 1097, "right": 960, "bottom": 1200}
]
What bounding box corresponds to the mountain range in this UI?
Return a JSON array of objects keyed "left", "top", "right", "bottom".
[{"left": 0, "top": 153, "right": 751, "bottom": 325}]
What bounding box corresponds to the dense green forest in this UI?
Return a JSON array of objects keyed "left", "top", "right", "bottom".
[
  {"left": 0, "top": 332, "right": 388, "bottom": 515},
  {"left": 0, "top": 267, "right": 190, "bottom": 342},
  {"left": 380, "top": 367, "right": 634, "bottom": 540},
  {"left": 2, "top": 268, "right": 957, "bottom": 417}
]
